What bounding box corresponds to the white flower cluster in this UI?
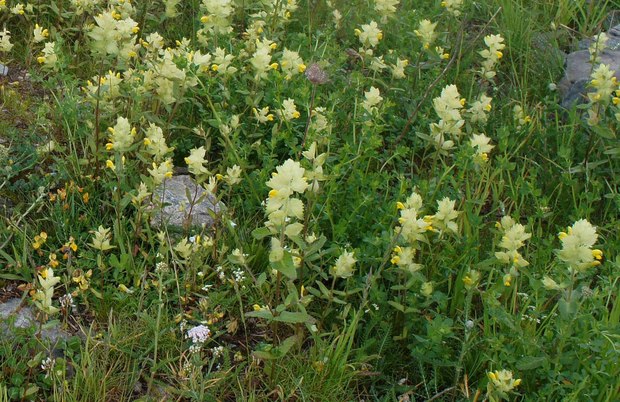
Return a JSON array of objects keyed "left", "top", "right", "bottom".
[{"left": 186, "top": 324, "right": 211, "bottom": 344}]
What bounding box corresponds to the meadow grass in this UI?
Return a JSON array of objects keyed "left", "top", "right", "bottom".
[{"left": 0, "top": 0, "right": 619, "bottom": 400}]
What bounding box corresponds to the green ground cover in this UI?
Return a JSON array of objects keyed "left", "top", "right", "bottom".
[{"left": 0, "top": 0, "right": 618, "bottom": 400}]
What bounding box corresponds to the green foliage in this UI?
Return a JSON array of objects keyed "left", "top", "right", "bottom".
[{"left": 0, "top": 0, "right": 618, "bottom": 400}]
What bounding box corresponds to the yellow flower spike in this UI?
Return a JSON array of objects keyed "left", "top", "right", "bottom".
[
  {"left": 592, "top": 249, "right": 603, "bottom": 260},
  {"left": 396, "top": 201, "right": 405, "bottom": 210}
]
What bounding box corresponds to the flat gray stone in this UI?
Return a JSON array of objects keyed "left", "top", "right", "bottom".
[
  {"left": 150, "top": 175, "right": 223, "bottom": 229},
  {"left": 0, "top": 298, "right": 69, "bottom": 345}
]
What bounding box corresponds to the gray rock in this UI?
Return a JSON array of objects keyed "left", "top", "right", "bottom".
[
  {"left": 150, "top": 175, "right": 223, "bottom": 229},
  {"left": 578, "top": 24, "right": 620, "bottom": 51},
  {"left": 559, "top": 24, "right": 620, "bottom": 107},
  {"left": 0, "top": 298, "right": 69, "bottom": 345}
]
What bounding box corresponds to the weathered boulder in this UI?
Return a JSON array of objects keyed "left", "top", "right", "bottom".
[
  {"left": 559, "top": 24, "right": 620, "bottom": 108},
  {"left": 0, "top": 298, "right": 69, "bottom": 345},
  {"left": 150, "top": 175, "right": 223, "bottom": 229}
]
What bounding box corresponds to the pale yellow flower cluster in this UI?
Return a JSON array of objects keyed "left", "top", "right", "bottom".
[
  {"left": 33, "top": 23, "right": 49, "bottom": 43},
  {"left": 430, "top": 84, "right": 466, "bottom": 151},
  {"left": 33, "top": 268, "right": 61, "bottom": 315},
  {"left": 414, "top": 20, "right": 437, "bottom": 50},
  {"left": 589, "top": 32, "right": 608, "bottom": 64},
  {"left": 440, "top": 0, "right": 463, "bottom": 17},
  {"left": 363, "top": 86, "right": 383, "bottom": 115},
  {"left": 479, "top": 34, "right": 505, "bottom": 79},
  {"left": 37, "top": 42, "right": 58, "bottom": 70},
  {"left": 0, "top": 29, "right": 13, "bottom": 53},
  {"left": 331, "top": 250, "right": 357, "bottom": 279},
  {"left": 265, "top": 159, "right": 308, "bottom": 234},
  {"left": 280, "top": 49, "right": 306, "bottom": 80},
  {"left": 199, "top": 0, "right": 235, "bottom": 36},
  {"left": 355, "top": 21, "right": 383, "bottom": 48},
  {"left": 557, "top": 219, "right": 602, "bottom": 272},
  {"left": 250, "top": 38, "right": 278, "bottom": 80},
  {"left": 279, "top": 98, "right": 301, "bottom": 121},
  {"left": 88, "top": 9, "right": 139, "bottom": 63},
  {"left": 265, "top": 159, "right": 310, "bottom": 270},
  {"left": 469, "top": 133, "right": 494, "bottom": 164},
  {"left": 494, "top": 216, "right": 531, "bottom": 286},
  {"left": 391, "top": 192, "right": 431, "bottom": 274},
  {"left": 486, "top": 369, "right": 521, "bottom": 400},
  {"left": 374, "top": 0, "right": 399, "bottom": 22}
]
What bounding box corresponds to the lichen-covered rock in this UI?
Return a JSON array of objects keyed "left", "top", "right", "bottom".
[{"left": 150, "top": 175, "right": 223, "bottom": 229}]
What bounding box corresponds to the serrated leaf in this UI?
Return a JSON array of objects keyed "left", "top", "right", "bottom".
[{"left": 251, "top": 227, "right": 272, "bottom": 240}]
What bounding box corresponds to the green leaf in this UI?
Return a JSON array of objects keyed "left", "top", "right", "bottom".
[
  {"left": 277, "top": 335, "right": 298, "bottom": 356},
  {"left": 245, "top": 310, "right": 274, "bottom": 320},
  {"left": 271, "top": 251, "right": 297, "bottom": 280},
  {"left": 516, "top": 356, "right": 547, "bottom": 370},
  {"left": 253, "top": 350, "right": 277, "bottom": 360},
  {"left": 388, "top": 301, "right": 406, "bottom": 312},
  {"left": 273, "top": 311, "right": 314, "bottom": 324},
  {"left": 251, "top": 227, "right": 272, "bottom": 240}
]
